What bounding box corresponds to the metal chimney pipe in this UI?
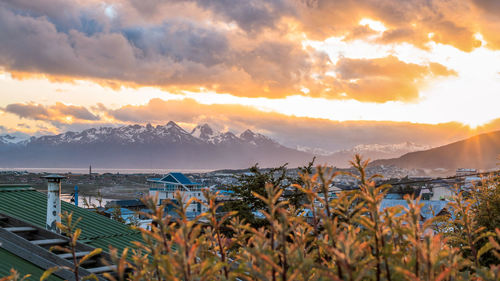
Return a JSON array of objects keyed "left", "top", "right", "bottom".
[
  {"left": 42, "top": 175, "right": 66, "bottom": 233},
  {"left": 74, "top": 185, "right": 79, "bottom": 207}
]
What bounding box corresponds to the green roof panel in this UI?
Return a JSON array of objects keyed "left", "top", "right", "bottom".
[
  {"left": 0, "top": 185, "right": 142, "bottom": 273},
  {"left": 0, "top": 248, "right": 63, "bottom": 281}
]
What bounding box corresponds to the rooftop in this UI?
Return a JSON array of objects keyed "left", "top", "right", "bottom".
[
  {"left": 380, "top": 199, "right": 449, "bottom": 220},
  {"left": 148, "top": 172, "right": 201, "bottom": 185},
  {"left": 0, "top": 184, "right": 142, "bottom": 279},
  {"left": 0, "top": 248, "right": 63, "bottom": 281}
]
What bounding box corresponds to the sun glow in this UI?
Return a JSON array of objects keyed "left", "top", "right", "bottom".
[
  {"left": 1, "top": 29, "right": 500, "bottom": 134},
  {"left": 359, "top": 18, "right": 387, "bottom": 33}
]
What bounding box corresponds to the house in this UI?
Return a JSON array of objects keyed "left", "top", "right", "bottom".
[
  {"left": 456, "top": 168, "right": 477, "bottom": 177},
  {"left": 147, "top": 172, "right": 208, "bottom": 214},
  {"left": 105, "top": 199, "right": 146, "bottom": 211},
  {"left": 0, "top": 184, "right": 142, "bottom": 280},
  {"left": 379, "top": 199, "right": 449, "bottom": 220},
  {"left": 415, "top": 179, "right": 457, "bottom": 201}
]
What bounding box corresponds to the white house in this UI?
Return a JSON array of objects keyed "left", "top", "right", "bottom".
[{"left": 147, "top": 172, "right": 208, "bottom": 214}]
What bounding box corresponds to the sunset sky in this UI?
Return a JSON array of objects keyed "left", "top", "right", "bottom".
[{"left": 1, "top": 0, "right": 500, "bottom": 151}]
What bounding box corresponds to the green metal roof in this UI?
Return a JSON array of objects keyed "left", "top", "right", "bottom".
[
  {"left": 0, "top": 248, "right": 63, "bottom": 281},
  {"left": 0, "top": 184, "right": 143, "bottom": 277}
]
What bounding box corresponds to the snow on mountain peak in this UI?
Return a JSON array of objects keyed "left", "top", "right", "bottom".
[
  {"left": 191, "top": 124, "right": 215, "bottom": 139},
  {"left": 239, "top": 129, "right": 256, "bottom": 140},
  {"left": 239, "top": 129, "right": 276, "bottom": 146},
  {"left": 0, "top": 134, "right": 20, "bottom": 144},
  {"left": 166, "top": 121, "right": 183, "bottom": 130},
  {"left": 12, "top": 122, "right": 287, "bottom": 149},
  {"left": 350, "top": 142, "right": 430, "bottom": 153}
]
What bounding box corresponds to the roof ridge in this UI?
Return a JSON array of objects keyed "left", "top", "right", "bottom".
[
  {"left": 0, "top": 184, "right": 35, "bottom": 191},
  {"left": 86, "top": 231, "right": 141, "bottom": 240}
]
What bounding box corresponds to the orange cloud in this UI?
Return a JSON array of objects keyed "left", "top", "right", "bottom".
[
  {"left": 0, "top": 0, "right": 496, "bottom": 103},
  {"left": 294, "top": 0, "right": 483, "bottom": 52},
  {"left": 324, "top": 56, "right": 457, "bottom": 102},
  {"left": 2, "top": 102, "right": 100, "bottom": 124}
]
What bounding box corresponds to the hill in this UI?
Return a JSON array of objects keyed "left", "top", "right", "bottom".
[{"left": 371, "top": 130, "right": 500, "bottom": 170}]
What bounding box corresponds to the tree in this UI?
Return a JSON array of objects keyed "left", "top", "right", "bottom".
[
  {"left": 224, "top": 163, "right": 288, "bottom": 227},
  {"left": 286, "top": 157, "right": 315, "bottom": 208}
]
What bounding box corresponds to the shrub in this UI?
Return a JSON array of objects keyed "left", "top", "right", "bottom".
[
  {"left": 105, "top": 155, "right": 499, "bottom": 280},
  {"left": 6, "top": 155, "right": 499, "bottom": 280}
]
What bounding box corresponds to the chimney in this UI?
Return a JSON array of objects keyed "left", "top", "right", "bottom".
[{"left": 42, "top": 175, "right": 66, "bottom": 232}]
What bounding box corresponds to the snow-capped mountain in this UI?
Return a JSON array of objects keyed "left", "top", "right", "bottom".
[
  {"left": 0, "top": 135, "right": 19, "bottom": 145},
  {"left": 348, "top": 142, "right": 430, "bottom": 154},
  {"left": 295, "top": 145, "right": 333, "bottom": 156},
  {"left": 0, "top": 122, "right": 312, "bottom": 169},
  {"left": 0, "top": 134, "right": 30, "bottom": 146},
  {"left": 0, "top": 122, "right": 437, "bottom": 169},
  {"left": 190, "top": 124, "right": 241, "bottom": 145},
  {"left": 239, "top": 129, "right": 279, "bottom": 146},
  {"left": 318, "top": 142, "right": 431, "bottom": 168},
  {"left": 24, "top": 122, "right": 280, "bottom": 148},
  {"left": 30, "top": 121, "right": 201, "bottom": 146}
]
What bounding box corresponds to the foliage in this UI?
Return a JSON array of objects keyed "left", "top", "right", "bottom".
[
  {"left": 225, "top": 158, "right": 314, "bottom": 227},
  {"left": 475, "top": 175, "right": 500, "bottom": 233},
  {"left": 101, "top": 154, "right": 499, "bottom": 280},
  {"left": 441, "top": 175, "right": 500, "bottom": 267},
  {"left": 4, "top": 155, "right": 500, "bottom": 280},
  {"left": 224, "top": 163, "right": 288, "bottom": 227},
  {"left": 41, "top": 211, "right": 101, "bottom": 281},
  {"left": 0, "top": 269, "right": 29, "bottom": 281}
]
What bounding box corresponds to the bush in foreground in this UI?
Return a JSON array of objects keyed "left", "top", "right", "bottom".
[{"left": 3, "top": 155, "right": 500, "bottom": 280}]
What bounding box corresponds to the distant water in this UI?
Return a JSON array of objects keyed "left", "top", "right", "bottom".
[
  {"left": 61, "top": 193, "right": 117, "bottom": 207},
  {"left": 0, "top": 167, "right": 213, "bottom": 174}
]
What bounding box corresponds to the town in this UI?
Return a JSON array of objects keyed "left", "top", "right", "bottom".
[{"left": 0, "top": 165, "right": 490, "bottom": 225}]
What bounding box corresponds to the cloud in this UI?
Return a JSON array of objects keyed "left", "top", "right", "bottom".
[
  {"left": 0, "top": 124, "right": 31, "bottom": 139},
  {"left": 4, "top": 103, "right": 50, "bottom": 120},
  {"left": 294, "top": 0, "right": 482, "bottom": 52},
  {"left": 469, "top": 0, "right": 500, "bottom": 49},
  {"left": 325, "top": 56, "right": 457, "bottom": 102},
  {"left": 2, "top": 102, "right": 100, "bottom": 123},
  {"left": 0, "top": 0, "right": 487, "bottom": 103},
  {"left": 4, "top": 3, "right": 318, "bottom": 98},
  {"left": 0, "top": 1, "right": 319, "bottom": 99},
  {"left": 54, "top": 103, "right": 100, "bottom": 121},
  {"left": 17, "top": 123, "right": 31, "bottom": 129},
  {"left": 179, "top": 0, "right": 294, "bottom": 33}
]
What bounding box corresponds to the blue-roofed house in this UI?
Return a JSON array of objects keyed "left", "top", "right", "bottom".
[
  {"left": 147, "top": 172, "right": 207, "bottom": 214},
  {"left": 380, "top": 199, "right": 450, "bottom": 221}
]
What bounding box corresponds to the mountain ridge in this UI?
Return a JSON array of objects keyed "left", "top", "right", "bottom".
[
  {"left": 0, "top": 122, "right": 313, "bottom": 169},
  {"left": 371, "top": 130, "right": 500, "bottom": 170},
  {"left": 3, "top": 122, "right": 497, "bottom": 170}
]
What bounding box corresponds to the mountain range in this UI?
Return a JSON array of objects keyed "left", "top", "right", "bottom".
[
  {"left": 0, "top": 122, "right": 311, "bottom": 169},
  {"left": 1, "top": 122, "right": 498, "bottom": 170}
]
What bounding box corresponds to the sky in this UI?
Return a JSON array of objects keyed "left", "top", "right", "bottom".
[{"left": 1, "top": 0, "right": 500, "bottom": 152}]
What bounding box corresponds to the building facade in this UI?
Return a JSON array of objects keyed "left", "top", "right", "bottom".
[{"left": 147, "top": 172, "right": 208, "bottom": 214}]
